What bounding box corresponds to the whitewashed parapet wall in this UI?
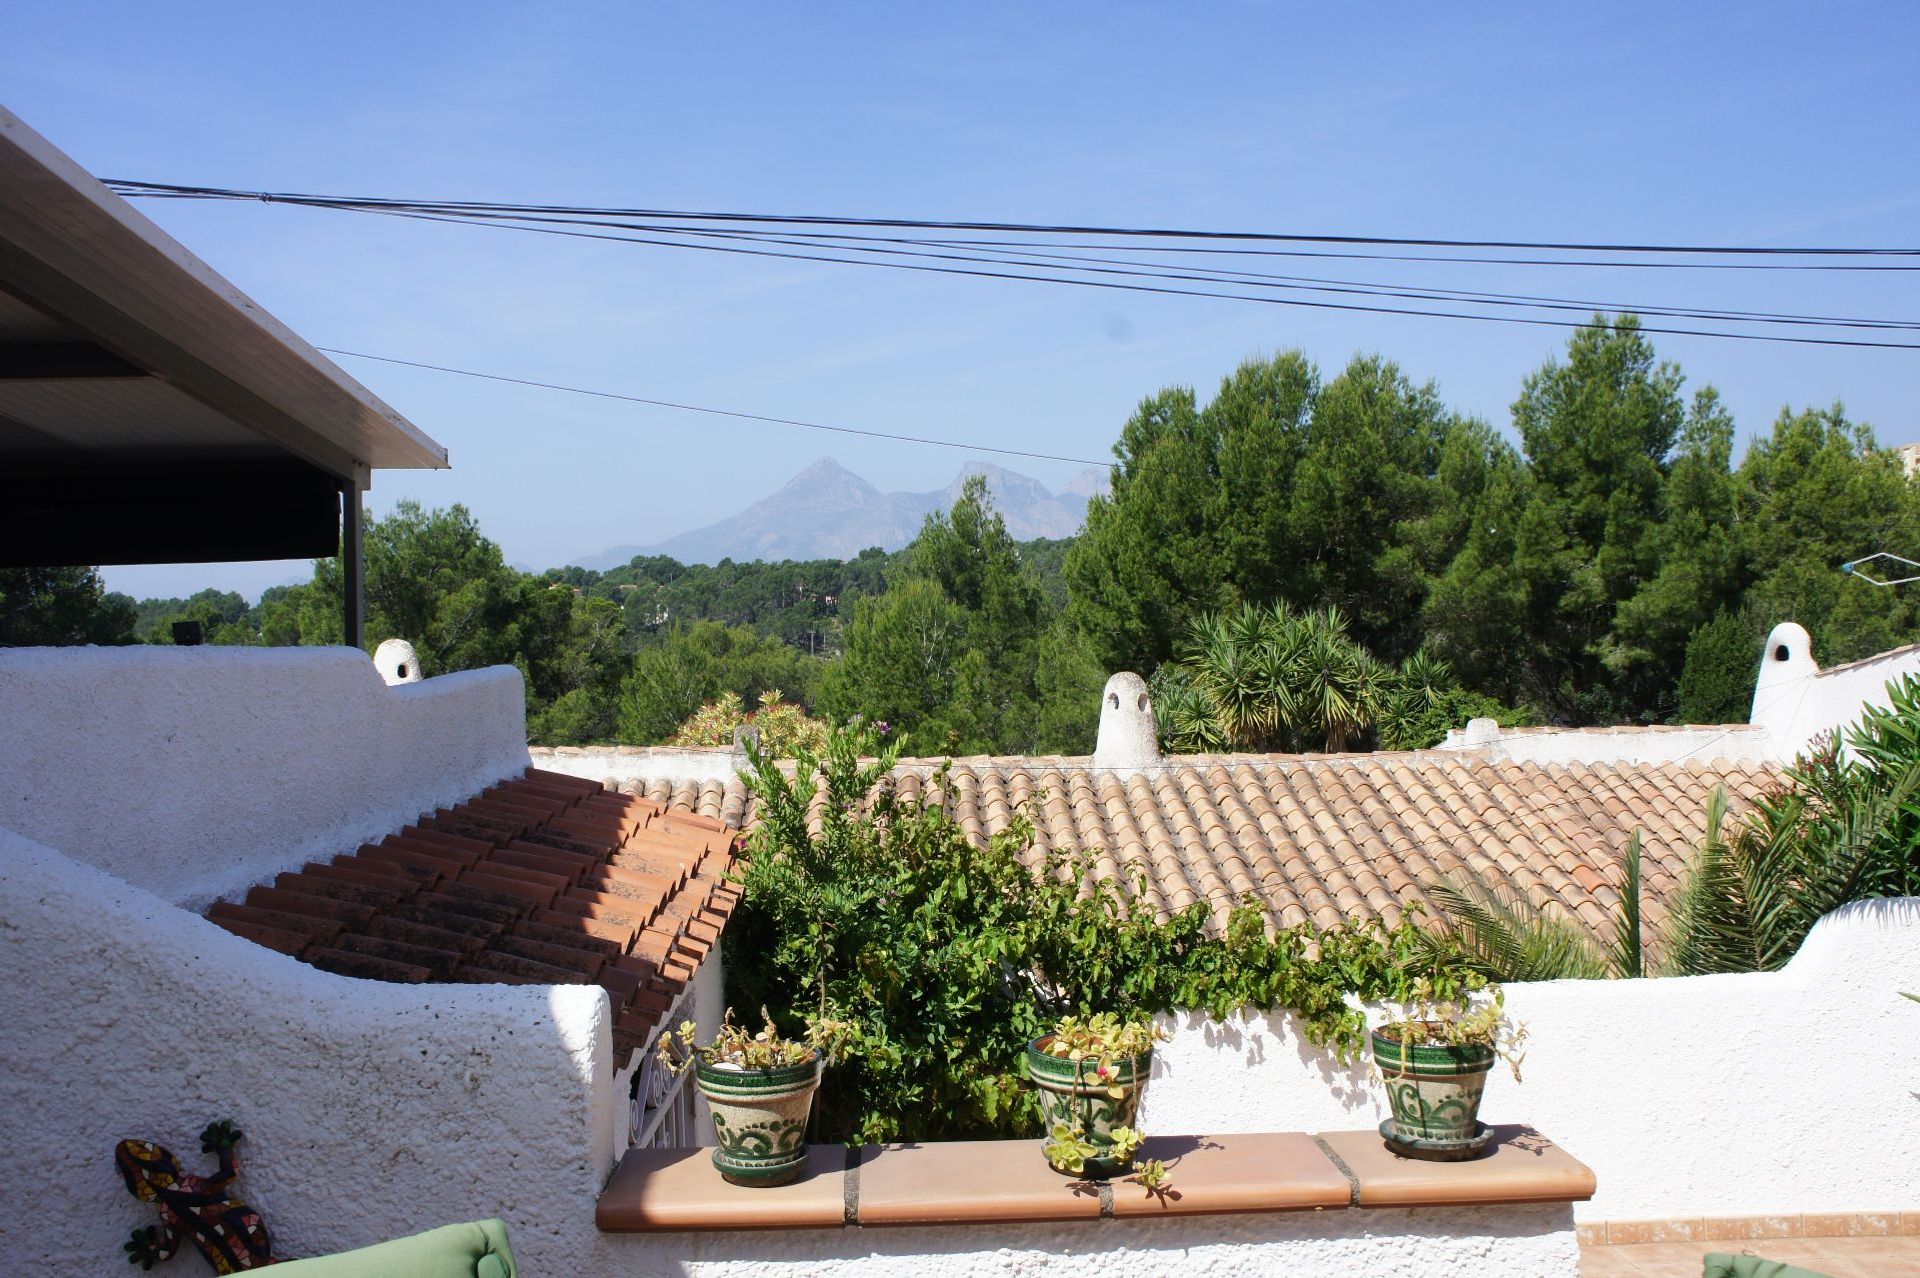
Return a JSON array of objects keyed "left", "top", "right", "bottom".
[
  {"left": 0, "top": 646, "right": 528, "bottom": 907},
  {"left": 0, "top": 827, "right": 614, "bottom": 1273},
  {"left": 1142, "top": 897, "right": 1920, "bottom": 1224},
  {"left": 0, "top": 825, "right": 1577, "bottom": 1276},
  {"left": 531, "top": 743, "right": 741, "bottom": 788}
]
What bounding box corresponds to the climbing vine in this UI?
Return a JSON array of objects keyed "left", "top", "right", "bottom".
[{"left": 724, "top": 722, "right": 1480, "bottom": 1144}]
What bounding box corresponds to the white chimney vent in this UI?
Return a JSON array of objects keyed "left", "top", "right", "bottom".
[
  {"left": 374, "top": 638, "right": 423, "bottom": 686},
  {"left": 1094, "top": 672, "right": 1162, "bottom": 772}
]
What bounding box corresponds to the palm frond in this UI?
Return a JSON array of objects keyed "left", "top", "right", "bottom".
[
  {"left": 1424, "top": 874, "right": 1611, "bottom": 981},
  {"left": 1603, "top": 830, "right": 1645, "bottom": 979}
]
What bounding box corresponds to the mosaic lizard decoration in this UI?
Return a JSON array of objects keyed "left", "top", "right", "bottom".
[{"left": 115, "top": 1120, "right": 277, "bottom": 1271}]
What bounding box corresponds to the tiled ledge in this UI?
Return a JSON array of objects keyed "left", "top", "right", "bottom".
[
  {"left": 1580, "top": 1212, "right": 1920, "bottom": 1246},
  {"left": 596, "top": 1125, "right": 1595, "bottom": 1232}
]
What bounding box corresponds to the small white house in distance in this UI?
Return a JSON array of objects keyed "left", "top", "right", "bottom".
[
  {"left": 1750, "top": 622, "right": 1920, "bottom": 761},
  {"left": 1444, "top": 626, "right": 1920, "bottom": 768}
]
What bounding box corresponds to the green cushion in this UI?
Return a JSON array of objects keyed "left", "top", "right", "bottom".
[
  {"left": 1701, "top": 1252, "right": 1833, "bottom": 1278},
  {"left": 270, "top": 1219, "right": 516, "bottom": 1278}
]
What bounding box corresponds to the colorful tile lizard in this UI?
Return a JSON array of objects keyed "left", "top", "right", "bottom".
[{"left": 115, "top": 1120, "right": 276, "bottom": 1271}]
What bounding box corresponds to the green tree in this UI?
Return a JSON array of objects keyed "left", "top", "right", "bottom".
[
  {"left": 824, "top": 477, "right": 1051, "bottom": 754},
  {"left": 1506, "top": 314, "right": 1686, "bottom": 721},
  {"left": 0, "top": 567, "right": 137, "bottom": 646},
  {"left": 1282, "top": 356, "right": 1454, "bottom": 659},
  {"left": 616, "top": 621, "right": 816, "bottom": 744},
  {"left": 139, "top": 588, "right": 258, "bottom": 645},
  {"left": 1064, "top": 383, "right": 1227, "bottom": 673},
  {"left": 1676, "top": 611, "right": 1761, "bottom": 725},
  {"left": 1608, "top": 387, "right": 1745, "bottom": 712},
  {"left": 1734, "top": 405, "right": 1920, "bottom": 665},
  {"left": 1417, "top": 428, "right": 1535, "bottom": 700},
  {"left": 260, "top": 502, "right": 634, "bottom": 744},
  {"left": 1065, "top": 351, "right": 1493, "bottom": 677},
  {"left": 817, "top": 576, "right": 970, "bottom": 749}
]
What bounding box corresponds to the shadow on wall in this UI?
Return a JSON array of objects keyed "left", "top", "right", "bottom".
[{"left": 1161, "top": 1009, "right": 1377, "bottom": 1121}]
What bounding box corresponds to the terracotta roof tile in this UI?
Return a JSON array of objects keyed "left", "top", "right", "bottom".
[
  {"left": 207, "top": 766, "right": 745, "bottom": 1073},
  {"left": 711, "top": 750, "right": 1778, "bottom": 952}
]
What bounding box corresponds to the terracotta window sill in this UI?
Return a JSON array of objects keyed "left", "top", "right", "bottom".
[{"left": 595, "top": 1124, "right": 1595, "bottom": 1232}]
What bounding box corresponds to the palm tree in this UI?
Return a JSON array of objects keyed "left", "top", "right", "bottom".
[
  {"left": 1430, "top": 673, "right": 1920, "bottom": 980},
  {"left": 1423, "top": 831, "right": 1650, "bottom": 981}
]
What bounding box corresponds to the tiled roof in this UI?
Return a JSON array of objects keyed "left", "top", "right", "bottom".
[
  {"left": 586, "top": 751, "right": 1780, "bottom": 945},
  {"left": 204, "top": 767, "right": 740, "bottom": 1068},
  {"left": 1814, "top": 639, "right": 1920, "bottom": 679}
]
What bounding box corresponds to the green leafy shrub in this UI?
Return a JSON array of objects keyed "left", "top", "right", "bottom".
[{"left": 727, "top": 721, "right": 1481, "bottom": 1144}]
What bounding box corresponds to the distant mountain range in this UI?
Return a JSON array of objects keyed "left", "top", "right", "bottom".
[{"left": 574, "top": 458, "right": 1108, "bottom": 569}]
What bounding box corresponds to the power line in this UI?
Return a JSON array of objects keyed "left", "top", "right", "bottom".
[
  {"left": 542, "top": 217, "right": 1920, "bottom": 332},
  {"left": 109, "top": 180, "right": 1920, "bottom": 346},
  {"left": 310, "top": 200, "right": 1919, "bottom": 331},
  {"left": 316, "top": 347, "right": 1111, "bottom": 467},
  {"left": 331, "top": 204, "right": 1920, "bottom": 350},
  {"left": 121, "top": 182, "right": 1920, "bottom": 272},
  {"left": 801, "top": 233, "right": 1920, "bottom": 273},
  {"left": 104, "top": 180, "right": 1920, "bottom": 256}
]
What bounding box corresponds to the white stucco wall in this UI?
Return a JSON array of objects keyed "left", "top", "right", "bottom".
[
  {"left": 0, "top": 827, "right": 611, "bottom": 1275},
  {"left": 1437, "top": 722, "right": 1775, "bottom": 766},
  {"left": 0, "top": 824, "right": 1577, "bottom": 1276},
  {"left": 1752, "top": 622, "right": 1920, "bottom": 761},
  {"left": 0, "top": 646, "right": 529, "bottom": 906},
  {"left": 596, "top": 1205, "right": 1576, "bottom": 1277},
  {"left": 532, "top": 743, "right": 740, "bottom": 787},
  {"left": 1142, "top": 897, "right": 1920, "bottom": 1223}
]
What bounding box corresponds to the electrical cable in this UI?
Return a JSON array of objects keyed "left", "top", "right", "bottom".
[
  {"left": 307, "top": 201, "right": 1920, "bottom": 332},
  {"left": 118, "top": 182, "right": 1920, "bottom": 272},
  {"left": 315, "top": 346, "right": 1113, "bottom": 467},
  {"left": 325, "top": 204, "right": 1920, "bottom": 350},
  {"left": 532, "top": 216, "right": 1920, "bottom": 332},
  {"left": 102, "top": 180, "right": 1920, "bottom": 256}
]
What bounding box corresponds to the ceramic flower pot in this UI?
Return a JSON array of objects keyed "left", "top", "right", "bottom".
[
  {"left": 1371, "top": 1023, "right": 1494, "bottom": 1161},
  {"left": 1026, "top": 1035, "right": 1152, "bottom": 1178},
  {"left": 694, "top": 1053, "right": 820, "bottom": 1186}
]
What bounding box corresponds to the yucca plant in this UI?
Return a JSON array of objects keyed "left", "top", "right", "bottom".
[{"left": 1162, "top": 601, "right": 1392, "bottom": 753}]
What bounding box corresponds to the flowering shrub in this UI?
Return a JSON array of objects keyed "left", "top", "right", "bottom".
[{"left": 668, "top": 688, "right": 830, "bottom": 758}]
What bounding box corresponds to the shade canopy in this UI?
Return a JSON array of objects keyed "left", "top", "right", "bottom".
[{"left": 0, "top": 105, "right": 447, "bottom": 568}]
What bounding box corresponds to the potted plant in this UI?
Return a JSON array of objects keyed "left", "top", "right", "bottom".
[
  {"left": 1027, "top": 1012, "right": 1166, "bottom": 1179},
  {"left": 658, "top": 1009, "right": 822, "bottom": 1187},
  {"left": 1371, "top": 982, "right": 1526, "bottom": 1162}
]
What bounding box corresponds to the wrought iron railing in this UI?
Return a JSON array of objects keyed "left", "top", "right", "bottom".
[{"left": 628, "top": 984, "right": 702, "bottom": 1149}]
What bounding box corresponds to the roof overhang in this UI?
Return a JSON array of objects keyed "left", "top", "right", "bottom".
[{"left": 0, "top": 105, "right": 448, "bottom": 566}]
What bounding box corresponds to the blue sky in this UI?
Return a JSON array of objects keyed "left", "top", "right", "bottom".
[{"left": 6, "top": 2, "right": 1917, "bottom": 600}]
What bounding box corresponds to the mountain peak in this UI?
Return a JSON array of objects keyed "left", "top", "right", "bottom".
[{"left": 574, "top": 458, "right": 1099, "bottom": 568}]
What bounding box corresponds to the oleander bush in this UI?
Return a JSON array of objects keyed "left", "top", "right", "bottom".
[{"left": 725, "top": 720, "right": 1481, "bottom": 1144}]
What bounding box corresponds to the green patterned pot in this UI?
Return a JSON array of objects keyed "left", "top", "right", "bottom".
[
  {"left": 1372, "top": 1024, "right": 1494, "bottom": 1158},
  {"left": 694, "top": 1053, "right": 819, "bottom": 1187},
  {"left": 1026, "top": 1035, "right": 1152, "bottom": 1179}
]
